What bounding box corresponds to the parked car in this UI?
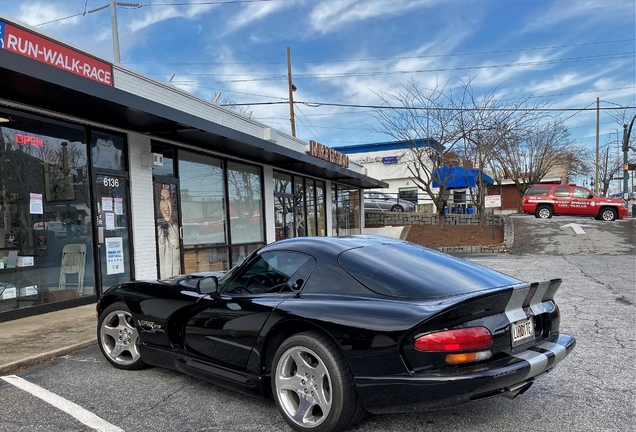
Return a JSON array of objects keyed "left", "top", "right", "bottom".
[
  {"left": 521, "top": 183, "right": 628, "bottom": 221},
  {"left": 97, "top": 235, "right": 575, "bottom": 432},
  {"left": 364, "top": 191, "right": 416, "bottom": 212}
]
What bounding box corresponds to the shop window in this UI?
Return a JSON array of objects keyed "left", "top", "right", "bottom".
[
  {"left": 294, "top": 176, "right": 306, "bottom": 237},
  {"left": 332, "top": 184, "right": 361, "bottom": 236},
  {"left": 306, "top": 179, "right": 316, "bottom": 236},
  {"left": 227, "top": 161, "right": 263, "bottom": 244},
  {"left": 183, "top": 247, "right": 228, "bottom": 273},
  {"left": 0, "top": 111, "right": 95, "bottom": 313},
  {"left": 90, "top": 132, "right": 125, "bottom": 171},
  {"left": 150, "top": 143, "right": 175, "bottom": 177},
  {"left": 178, "top": 151, "right": 225, "bottom": 246},
  {"left": 316, "top": 181, "right": 326, "bottom": 236}
]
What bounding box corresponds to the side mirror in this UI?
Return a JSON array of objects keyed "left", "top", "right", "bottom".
[
  {"left": 588, "top": 193, "right": 594, "bottom": 199},
  {"left": 197, "top": 276, "right": 219, "bottom": 295}
]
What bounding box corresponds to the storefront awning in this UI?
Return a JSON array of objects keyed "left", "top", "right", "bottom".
[{"left": 432, "top": 166, "right": 494, "bottom": 188}]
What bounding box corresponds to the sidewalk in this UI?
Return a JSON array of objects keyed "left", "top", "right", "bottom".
[{"left": 0, "top": 304, "right": 97, "bottom": 375}]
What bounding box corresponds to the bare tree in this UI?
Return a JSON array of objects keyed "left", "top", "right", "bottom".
[
  {"left": 490, "top": 122, "right": 582, "bottom": 201},
  {"left": 595, "top": 142, "right": 624, "bottom": 196},
  {"left": 454, "top": 81, "right": 549, "bottom": 228},
  {"left": 371, "top": 79, "right": 465, "bottom": 227}
]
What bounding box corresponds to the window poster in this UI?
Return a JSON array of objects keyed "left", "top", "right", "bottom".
[
  {"left": 105, "top": 212, "right": 115, "bottom": 230},
  {"left": 105, "top": 237, "right": 124, "bottom": 275},
  {"left": 30, "top": 193, "right": 43, "bottom": 214},
  {"left": 114, "top": 197, "right": 123, "bottom": 215},
  {"left": 102, "top": 197, "right": 113, "bottom": 212}
]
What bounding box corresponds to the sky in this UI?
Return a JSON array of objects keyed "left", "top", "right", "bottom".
[{"left": 0, "top": 0, "right": 634, "bottom": 167}]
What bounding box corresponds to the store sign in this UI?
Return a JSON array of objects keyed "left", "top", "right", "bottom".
[
  {"left": 15, "top": 133, "right": 44, "bottom": 148},
  {"left": 309, "top": 140, "right": 349, "bottom": 168},
  {"left": 354, "top": 155, "right": 402, "bottom": 165},
  {"left": 382, "top": 156, "right": 399, "bottom": 164},
  {"left": 0, "top": 20, "right": 113, "bottom": 86}
]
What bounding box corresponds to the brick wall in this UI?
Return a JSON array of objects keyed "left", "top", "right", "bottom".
[{"left": 366, "top": 212, "right": 506, "bottom": 228}]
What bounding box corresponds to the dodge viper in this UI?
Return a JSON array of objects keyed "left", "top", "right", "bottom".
[{"left": 96, "top": 235, "right": 575, "bottom": 432}]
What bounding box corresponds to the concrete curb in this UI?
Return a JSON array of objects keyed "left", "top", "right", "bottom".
[{"left": 0, "top": 338, "right": 97, "bottom": 376}]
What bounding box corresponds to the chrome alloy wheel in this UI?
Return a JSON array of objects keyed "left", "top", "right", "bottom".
[
  {"left": 275, "top": 346, "right": 333, "bottom": 429},
  {"left": 99, "top": 309, "right": 141, "bottom": 366},
  {"left": 600, "top": 208, "right": 617, "bottom": 221},
  {"left": 538, "top": 207, "right": 552, "bottom": 218}
]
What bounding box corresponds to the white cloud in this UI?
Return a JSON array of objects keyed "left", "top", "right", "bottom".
[
  {"left": 308, "top": 0, "right": 440, "bottom": 34},
  {"left": 521, "top": 0, "right": 633, "bottom": 33}
]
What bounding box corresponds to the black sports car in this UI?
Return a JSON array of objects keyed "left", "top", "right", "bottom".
[{"left": 97, "top": 235, "right": 575, "bottom": 432}]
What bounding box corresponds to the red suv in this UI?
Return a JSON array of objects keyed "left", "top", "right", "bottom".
[{"left": 522, "top": 184, "right": 628, "bottom": 221}]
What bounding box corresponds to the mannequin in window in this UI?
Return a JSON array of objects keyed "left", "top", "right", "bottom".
[
  {"left": 157, "top": 184, "right": 180, "bottom": 278},
  {"left": 92, "top": 138, "right": 122, "bottom": 170}
]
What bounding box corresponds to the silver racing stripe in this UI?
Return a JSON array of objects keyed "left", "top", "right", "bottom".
[
  {"left": 505, "top": 284, "right": 530, "bottom": 324},
  {"left": 529, "top": 281, "right": 550, "bottom": 315},
  {"left": 512, "top": 349, "right": 549, "bottom": 380},
  {"left": 536, "top": 340, "right": 567, "bottom": 364}
]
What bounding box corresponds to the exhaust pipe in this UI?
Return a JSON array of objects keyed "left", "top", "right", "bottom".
[{"left": 501, "top": 381, "right": 533, "bottom": 400}]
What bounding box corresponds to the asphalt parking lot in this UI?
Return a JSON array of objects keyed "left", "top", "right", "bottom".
[{"left": 0, "top": 215, "right": 634, "bottom": 432}]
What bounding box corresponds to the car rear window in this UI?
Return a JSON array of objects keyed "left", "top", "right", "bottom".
[
  {"left": 338, "top": 242, "right": 519, "bottom": 299},
  {"left": 525, "top": 186, "right": 551, "bottom": 196}
]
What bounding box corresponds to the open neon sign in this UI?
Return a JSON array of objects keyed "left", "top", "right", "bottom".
[{"left": 15, "top": 133, "right": 44, "bottom": 148}]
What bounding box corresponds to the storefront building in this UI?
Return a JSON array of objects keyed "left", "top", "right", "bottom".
[{"left": 0, "top": 15, "right": 384, "bottom": 321}]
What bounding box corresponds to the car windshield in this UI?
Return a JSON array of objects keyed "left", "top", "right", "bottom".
[{"left": 339, "top": 242, "right": 520, "bottom": 299}]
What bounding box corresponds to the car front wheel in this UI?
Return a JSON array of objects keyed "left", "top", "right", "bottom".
[
  {"left": 272, "top": 331, "right": 366, "bottom": 432},
  {"left": 98, "top": 302, "right": 145, "bottom": 370},
  {"left": 535, "top": 205, "right": 553, "bottom": 219},
  {"left": 390, "top": 205, "right": 404, "bottom": 212},
  {"left": 598, "top": 207, "right": 617, "bottom": 221}
]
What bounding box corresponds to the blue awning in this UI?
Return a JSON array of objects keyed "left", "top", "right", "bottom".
[{"left": 432, "top": 166, "right": 494, "bottom": 188}]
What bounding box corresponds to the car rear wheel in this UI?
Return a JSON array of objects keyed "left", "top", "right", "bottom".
[
  {"left": 598, "top": 207, "right": 617, "bottom": 221},
  {"left": 390, "top": 205, "right": 404, "bottom": 212},
  {"left": 272, "top": 331, "right": 366, "bottom": 432},
  {"left": 98, "top": 302, "right": 145, "bottom": 370},
  {"left": 535, "top": 205, "right": 553, "bottom": 219}
]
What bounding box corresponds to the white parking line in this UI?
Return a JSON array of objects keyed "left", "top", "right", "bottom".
[{"left": 1, "top": 375, "right": 124, "bottom": 432}]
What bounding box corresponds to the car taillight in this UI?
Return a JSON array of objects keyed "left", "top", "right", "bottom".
[{"left": 414, "top": 327, "right": 492, "bottom": 352}]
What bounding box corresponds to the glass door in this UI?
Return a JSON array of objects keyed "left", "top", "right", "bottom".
[
  {"left": 94, "top": 174, "right": 132, "bottom": 292},
  {"left": 153, "top": 180, "right": 182, "bottom": 279}
]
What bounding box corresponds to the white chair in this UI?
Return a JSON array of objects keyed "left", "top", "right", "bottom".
[{"left": 59, "top": 244, "right": 87, "bottom": 294}]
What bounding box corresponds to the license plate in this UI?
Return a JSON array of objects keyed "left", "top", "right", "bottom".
[{"left": 511, "top": 318, "right": 535, "bottom": 347}]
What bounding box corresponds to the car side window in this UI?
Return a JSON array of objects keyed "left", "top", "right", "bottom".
[
  {"left": 573, "top": 188, "right": 590, "bottom": 198},
  {"left": 526, "top": 186, "right": 551, "bottom": 196},
  {"left": 222, "top": 251, "right": 313, "bottom": 295},
  {"left": 553, "top": 186, "right": 570, "bottom": 198}
]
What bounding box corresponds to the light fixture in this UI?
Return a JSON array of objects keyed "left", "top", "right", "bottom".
[{"left": 0, "top": 116, "right": 12, "bottom": 123}]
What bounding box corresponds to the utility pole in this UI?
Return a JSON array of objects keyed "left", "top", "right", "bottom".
[
  {"left": 110, "top": 0, "right": 121, "bottom": 63},
  {"left": 595, "top": 97, "right": 600, "bottom": 194},
  {"left": 286, "top": 47, "right": 296, "bottom": 137},
  {"left": 623, "top": 114, "right": 636, "bottom": 199}
]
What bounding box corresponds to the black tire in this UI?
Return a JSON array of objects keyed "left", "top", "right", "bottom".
[
  {"left": 272, "top": 331, "right": 367, "bottom": 432},
  {"left": 390, "top": 205, "right": 404, "bottom": 212},
  {"left": 598, "top": 207, "right": 617, "bottom": 221},
  {"left": 535, "top": 204, "right": 553, "bottom": 219},
  {"left": 97, "top": 302, "right": 146, "bottom": 370}
]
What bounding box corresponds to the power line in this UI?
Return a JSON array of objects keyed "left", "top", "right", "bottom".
[
  {"left": 34, "top": 0, "right": 280, "bottom": 26},
  {"left": 221, "top": 100, "right": 636, "bottom": 112},
  {"left": 126, "top": 38, "right": 635, "bottom": 66},
  {"left": 170, "top": 52, "right": 634, "bottom": 84}
]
